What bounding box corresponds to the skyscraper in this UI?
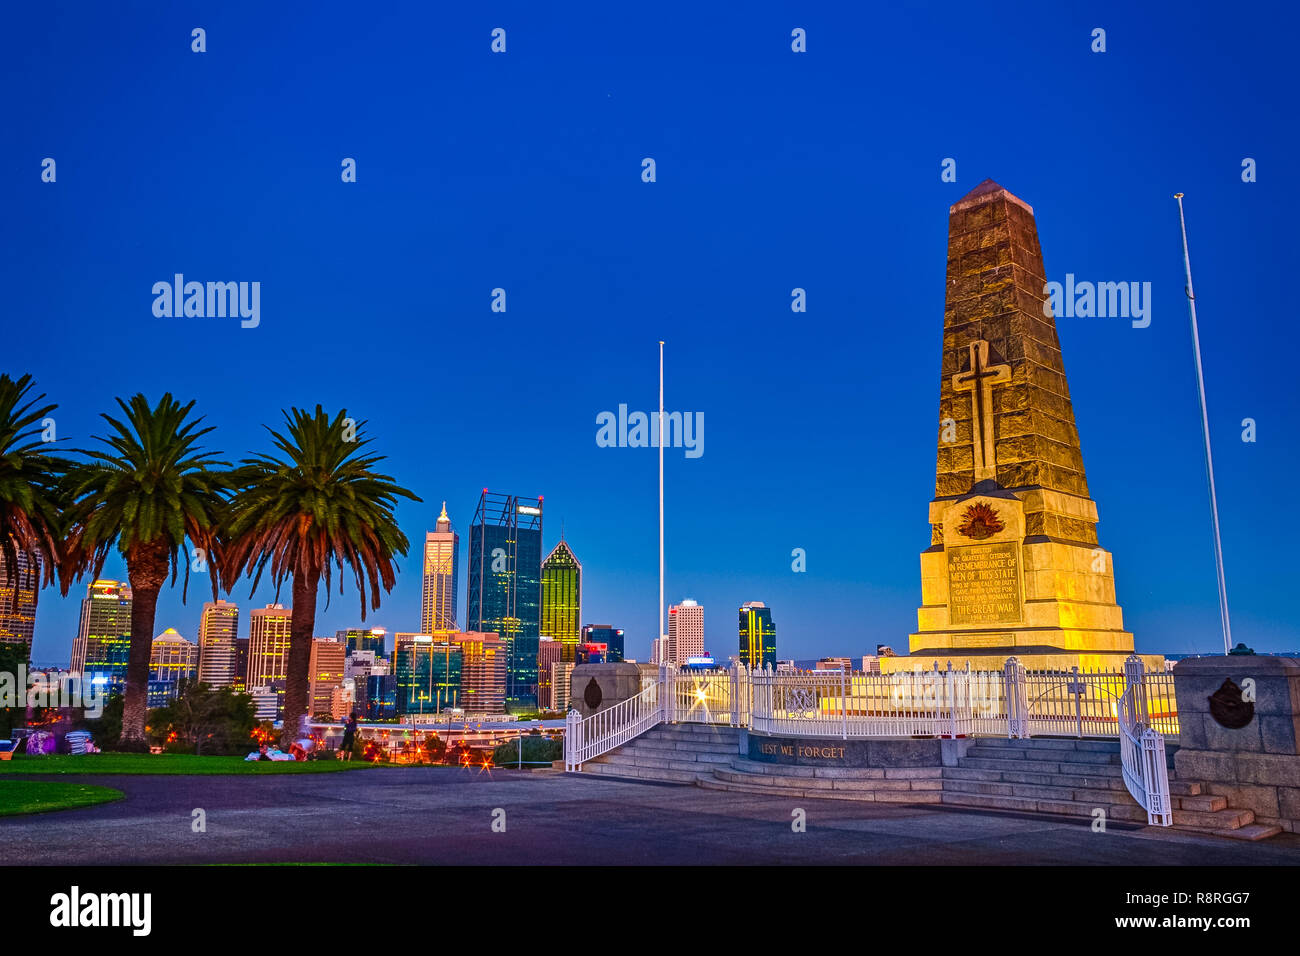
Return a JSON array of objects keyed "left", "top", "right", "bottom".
[
  {"left": 537, "top": 636, "right": 563, "bottom": 707},
  {"left": 540, "top": 538, "right": 581, "bottom": 662},
  {"left": 420, "top": 502, "right": 459, "bottom": 635},
  {"left": 309, "top": 638, "right": 347, "bottom": 719},
  {"left": 467, "top": 490, "right": 543, "bottom": 709},
  {"left": 455, "top": 631, "right": 507, "bottom": 715},
  {"left": 248, "top": 604, "right": 292, "bottom": 714},
  {"left": 393, "top": 632, "right": 462, "bottom": 715},
  {"left": 667, "top": 599, "right": 703, "bottom": 665},
  {"left": 336, "top": 627, "right": 387, "bottom": 658},
  {"left": 581, "top": 625, "right": 625, "bottom": 663},
  {"left": 71, "top": 580, "right": 132, "bottom": 695},
  {"left": 738, "top": 602, "right": 776, "bottom": 669},
  {"left": 197, "top": 599, "right": 240, "bottom": 688},
  {"left": 149, "top": 628, "right": 198, "bottom": 706},
  {"left": 0, "top": 549, "right": 40, "bottom": 659}
]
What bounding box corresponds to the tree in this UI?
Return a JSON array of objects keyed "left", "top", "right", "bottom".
[
  {"left": 221, "top": 407, "right": 418, "bottom": 748},
  {"left": 0, "top": 373, "right": 68, "bottom": 639},
  {"left": 0, "top": 642, "right": 26, "bottom": 738},
  {"left": 150, "top": 683, "right": 255, "bottom": 755},
  {"left": 62, "top": 395, "right": 228, "bottom": 749}
]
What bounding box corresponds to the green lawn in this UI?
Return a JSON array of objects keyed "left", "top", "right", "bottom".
[
  {"left": 0, "top": 753, "right": 377, "bottom": 775},
  {"left": 0, "top": 780, "right": 124, "bottom": 816}
]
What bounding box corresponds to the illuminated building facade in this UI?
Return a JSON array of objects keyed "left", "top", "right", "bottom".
[
  {"left": 0, "top": 549, "right": 40, "bottom": 659},
  {"left": 540, "top": 538, "right": 581, "bottom": 661},
  {"left": 394, "top": 632, "right": 462, "bottom": 715},
  {"left": 456, "top": 630, "right": 507, "bottom": 715},
  {"left": 148, "top": 628, "right": 199, "bottom": 705},
  {"left": 336, "top": 627, "right": 387, "bottom": 658},
  {"left": 309, "top": 638, "right": 347, "bottom": 719},
  {"left": 467, "top": 491, "right": 543, "bottom": 708},
  {"left": 738, "top": 602, "right": 776, "bottom": 669},
  {"left": 197, "top": 600, "right": 240, "bottom": 688},
  {"left": 550, "top": 661, "right": 575, "bottom": 711},
  {"left": 576, "top": 642, "right": 608, "bottom": 665},
  {"left": 420, "top": 503, "right": 459, "bottom": 635},
  {"left": 537, "top": 636, "right": 563, "bottom": 709},
  {"left": 364, "top": 673, "right": 397, "bottom": 720},
  {"left": 581, "top": 625, "right": 625, "bottom": 663},
  {"left": 248, "top": 604, "right": 292, "bottom": 714},
  {"left": 71, "top": 580, "right": 132, "bottom": 695},
  {"left": 667, "top": 599, "right": 703, "bottom": 665}
]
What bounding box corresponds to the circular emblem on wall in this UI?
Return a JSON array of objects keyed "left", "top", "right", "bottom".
[
  {"left": 1207, "top": 678, "right": 1254, "bottom": 729},
  {"left": 583, "top": 678, "right": 604, "bottom": 710},
  {"left": 957, "top": 502, "right": 1004, "bottom": 540}
]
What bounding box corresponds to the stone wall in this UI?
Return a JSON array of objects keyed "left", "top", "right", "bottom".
[{"left": 1173, "top": 655, "right": 1300, "bottom": 832}]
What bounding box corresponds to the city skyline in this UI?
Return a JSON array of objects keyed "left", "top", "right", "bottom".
[{"left": 9, "top": 8, "right": 1296, "bottom": 668}]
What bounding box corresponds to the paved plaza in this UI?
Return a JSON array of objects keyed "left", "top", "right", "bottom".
[{"left": 3, "top": 767, "right": 1300, "bottom": 866}]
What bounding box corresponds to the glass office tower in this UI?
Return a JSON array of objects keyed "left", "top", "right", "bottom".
[
  {"left": 70, "top": 580, "right": 133, "bottom": 695},
  {"left": 467, "top": 491, "right": 542, "bottom": 709},
  {"left": 738, "top": 602, "right": 777, "bottom": 669},
  {"left": 394, "top": 633, "right": 462, "bottom": 715}
]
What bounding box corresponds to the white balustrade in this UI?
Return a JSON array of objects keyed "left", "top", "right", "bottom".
[{"left": 563, "top": 656, "right": 1180, "bottom": 782}]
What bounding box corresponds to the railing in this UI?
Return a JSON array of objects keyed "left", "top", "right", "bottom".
[
  {"left": 1117, "top": 658, "right": 1173, "bottom": 826},
  {"left": 1025, "top": 667, "right": 1179, "bottom": 738},
  {"left": 564, "top": 679, "right": 663, "bottom": 771},
  {"left": 563, "top": 655, "right": 1179, "bottom": 783},
  {"left": 665, "top": 666, "right": 739, "bottom": 725}
]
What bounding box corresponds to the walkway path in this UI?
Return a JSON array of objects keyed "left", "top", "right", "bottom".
[{"left": 3, "top": 768, "right": 1299, "bottom": 865}]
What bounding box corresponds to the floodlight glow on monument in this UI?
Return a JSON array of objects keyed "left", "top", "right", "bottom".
[{"left": 879, "top": 180, "right": 1163, "bottom": 674}]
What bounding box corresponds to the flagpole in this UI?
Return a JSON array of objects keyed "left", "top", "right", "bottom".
[
  {"left": 658, "top": 341, "right": 665, "bottom": 660},
  {"left": 1174, "top": 193, "right": 1232, "bottom": 655}
]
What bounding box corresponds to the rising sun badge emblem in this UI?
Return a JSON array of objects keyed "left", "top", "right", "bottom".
[{"left": 957, "top": 502, "right": 1004, "bottom": 540}]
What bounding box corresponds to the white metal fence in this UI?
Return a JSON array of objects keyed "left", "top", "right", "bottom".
[
  {"left": 748, "top": 660, "right": 1028, "bottom": 738},
  {"left": 1117, "top": 658, "right": 1173, "bottom": 826},
  {"left": 564, "top": 655, "right": 1177, "bottom": 822},
  {"left": 564, "top": 679, "right": 663, "bottom": 771}
]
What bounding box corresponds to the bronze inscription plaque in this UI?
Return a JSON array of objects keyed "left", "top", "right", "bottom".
[{"left": 948, "top": 542, "right": 1022, "bottom": 626}]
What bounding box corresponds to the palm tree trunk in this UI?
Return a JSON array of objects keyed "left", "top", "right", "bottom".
[
  {"left": 122, "top": 544, "right": 169, "bottom": 749},
  {"left": 281, "top": 570, "right": 318, "bottom": 749}
]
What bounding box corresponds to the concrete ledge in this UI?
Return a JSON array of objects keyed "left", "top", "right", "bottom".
[{"left": 746, "top": 733, "right": 947, "bottom": 769}]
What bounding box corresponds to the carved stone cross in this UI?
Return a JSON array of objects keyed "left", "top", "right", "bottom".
[{"left": 951, "top": 339, "right": 1011, "bottom": 482}]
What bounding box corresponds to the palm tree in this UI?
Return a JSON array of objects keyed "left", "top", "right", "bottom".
[
  {"left": 222, "top": 407, "right": 418, "bottom": 748},
  {"left": 0, "top": 374, "right": 69, "bottom": 643},
  {"left": 62, "top": 395, "right": 229, "bottom": 749}
]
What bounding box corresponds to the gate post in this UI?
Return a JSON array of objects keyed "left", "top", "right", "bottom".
[
  {"left": 1071, "top": 665, "right": 1083, "bottom": 739},
  {"left": 1004, "top": 657, "right": 1028, "bottom": 739},
  {"left": 565, "top": 707, "right": 582, "bottom": 771},
  {"left": 1124, "top": 653, "right": 1148, "bottom": 728}
]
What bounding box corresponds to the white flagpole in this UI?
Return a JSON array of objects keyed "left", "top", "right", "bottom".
[
  {"left": 659, "top": 341, "right": 665, "bottom": 660},
  {"left": 1174, "top": 193, "right": 1232, "bottom": 655}
]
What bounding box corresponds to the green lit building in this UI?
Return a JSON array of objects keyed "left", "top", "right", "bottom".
[
  {"left": 394, "top": 632, "right": 462, "bottom": 715},
  {"left": 738, "top": 601, "right": 776, "bottom": 670},
  {"left": 540, "top": 538, "right": 582, "bottom": 662},
  {"left": 70, "top": 580, "right": 133, "bottom": 696}
]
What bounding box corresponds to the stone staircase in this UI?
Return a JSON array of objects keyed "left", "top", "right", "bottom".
[
  {"left": 574, "top": 725, "right": 1281, "bottom": 840},
  {"left": 943, "top": 738, "right": 1278, "bottom": 840},
  {"left": 576, "top": 723, "right": 743, "bottom": 783}
]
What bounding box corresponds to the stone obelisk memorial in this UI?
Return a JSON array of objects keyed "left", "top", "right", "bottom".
[{"left": 883, "top": 180, "right": 1162, "bottom": 673}]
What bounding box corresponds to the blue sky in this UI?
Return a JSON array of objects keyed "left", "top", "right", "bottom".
[{"left": 4, "top": 2, "right": 1296, "bottom": 664}]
